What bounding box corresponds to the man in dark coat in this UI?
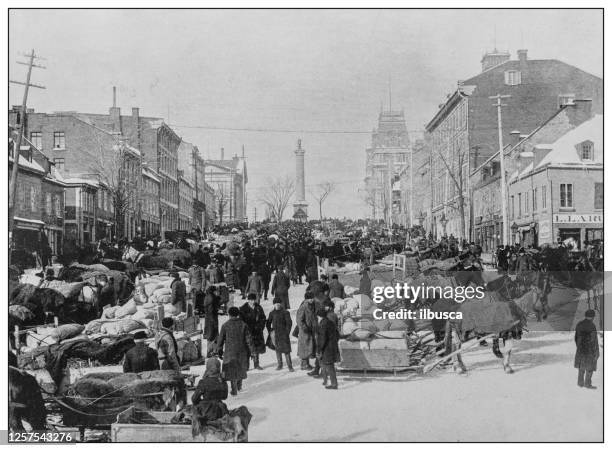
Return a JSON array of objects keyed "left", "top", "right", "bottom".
[
  {"left": 170, "top": 272, "right": 187, "bottom": 313},
  {"left": 575, "top": 309, "right": 599, "bottom": 389},
  {"left": 271, "top": 266, "right": 291, "bottom": 310},
  {"left": 123, "top": 331, "right": 159, "bottom": 373},
  {"left": 194, "top": 245, "right": 211, "bottom": 268},
  {"left": 266, "top": 298, "right": 294, "bottom": 371},
  {"left": 202, "top": 285, "right": 220, "bottom": 357},
  {"left": 217, "top": 307, "right": 253, "bottom": 396},
  {"left": 258, "top": 262, "right": 272, "bottom": 301},
  {"left": 239, "top": 294, "right": 266, "bottom": 370},
  {"left": 191, "top": 357, "right": 229, "bottom": 425},
  {"left": 155, "top": 318, "right": 181, "bottom": 372},
  {"left": 316, "top": 308, "right": 340, "bottom": 389},
  {"left": 328, "top": 274, "right": 345, "bottom": 299},
  {"left": 358, "top": 267, "right": 372, "bottom": 297}
]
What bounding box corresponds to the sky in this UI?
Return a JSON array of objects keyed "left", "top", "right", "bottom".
[{"left": 9, "top": 9, "right": 603, "bottom": 220}]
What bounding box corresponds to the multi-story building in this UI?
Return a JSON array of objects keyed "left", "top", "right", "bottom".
[
  {"left": 178, "top": 140, "right": 212, "bottom": 231},
  {"left": 364, "top": 110, "right": 411, "bottom": 224},
  {"left": 506, "top": 102, "right": 601, "bottom": 249},
  {"left": 10, "top": 102, "right": 143, "bottom": 242},
  {"left": 178, "top": 171, "right": 194, "bottom": 231},
  {"left": 396, "top": 137, "right": 429, "bottom": 229},
  {"left": 204, "top": 148, "right": 248, "bottom": 224},
  {"left": 9, "top": 127, "right": 65, "bottom": 260},
  {"left": 426, "top": 48, "right": 603, "bottom": 239},
  {"left": 141, "top": 164, "right": 161, "bottom": 237}
]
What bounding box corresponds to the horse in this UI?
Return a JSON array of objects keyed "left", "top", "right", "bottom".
[
  {"left": 438, "top": 285, "right": 541, "bottom": 374},
  {"left": 9, "top": 365, "right": 47, "bottom": 432},
  {"left": 123, "top": 245, "right": 145, "bottom": 265}
]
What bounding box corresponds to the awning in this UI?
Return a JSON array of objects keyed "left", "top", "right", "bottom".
[{"left": 14, "top": 216, "right": 44, "bottom": 231}]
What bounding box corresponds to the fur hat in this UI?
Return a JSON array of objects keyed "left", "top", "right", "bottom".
[{"left": 585, "top": 309, "right": 596, "bottom": 319}]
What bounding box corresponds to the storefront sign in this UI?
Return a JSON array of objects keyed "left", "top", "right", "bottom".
[{"left": 553, "top": 214, "right": 602, "bottom": 224}]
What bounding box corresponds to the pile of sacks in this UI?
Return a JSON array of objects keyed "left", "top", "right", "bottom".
[
  {"left": 24, "top": 323, "right": 86, "bottom": 349},
  {"left": 83, "top": 271, "right": 191, "bottom": 336}
]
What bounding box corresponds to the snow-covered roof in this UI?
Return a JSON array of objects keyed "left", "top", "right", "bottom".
[
  {"left": 9, "top": 155, "right": 45, "bottom": 174},
  {"left": 62, "top": 176, "right": 100, "bottom": 187},
  {"left": 535, "top": 115, "right": 602, "bottom": 169}
]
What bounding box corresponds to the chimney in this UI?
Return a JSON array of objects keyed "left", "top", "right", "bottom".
[
  {"left": 517, "top": 49, "right": 528, "bottom": 64},
  {"left": 510, "top": 130, "right": 522, "bottom": 147},
  {"left": 567, "top": 99, "right": 593, "bottom": 126},
  {"left": 241, "top": 145, "right": 245, "bottom": 159},
  {"left": 132, "top": 107, "right": 140, "bottom": 149},
  {"left": 220, "top": 147, "right": 225, "bottom": 160},
  {"left": 109, "top": 86, "right": 121, "bottom": 133},
  {"left": 481, "top": 49, "right": 511, "bottom": 72}
]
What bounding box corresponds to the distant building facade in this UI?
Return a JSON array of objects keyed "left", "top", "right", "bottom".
[
  {"left": 204, "top": 148, "right": 248, "bottom": 224},
  {"left": 364, "top": 110, "right": 411, "bottom": 224}
]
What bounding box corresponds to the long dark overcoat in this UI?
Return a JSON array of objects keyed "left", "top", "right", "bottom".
[
  {"left": 266, "top": 308, "right": 292, "bottom": 354},
  {"left": 217, "top": 317, "right": 253, "bottom": 381},
  {"left": 574, "top": 318, "right": 599, "bottom": 371},
  {"left": 239, "top": 302, "right": 267, "bottom": 354},
  {"left": 271, "top": 272, "right": 291, "bottom": 310},
  {"left": 316, "top": 316, "right": 341, "bottom": 365},
  {"left": 202, "top": 293, "right": 220, "bottom": 341}
]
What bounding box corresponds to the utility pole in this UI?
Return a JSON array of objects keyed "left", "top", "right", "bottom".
[
  {"left": 254, "top": 206, "right": 257, "bottom": 223},
  {"left": 490, "top": 94, "right": 511, "bottom": 245},
  {"left": 9, "top": 49, "right": 46, "bottom": 265}
]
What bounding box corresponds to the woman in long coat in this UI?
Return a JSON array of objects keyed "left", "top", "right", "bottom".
[
  {"left": 239, "top": 295, "right": 267, "bottom": 369},
  {"left": 217, "top": 307, "right": 253, "bottom": 395},
  {"left": 266, "top": 299, "right": 294, "bottom": 371},
  {"left": 296, "top": 295, "right": 317, "bottom": 370}
]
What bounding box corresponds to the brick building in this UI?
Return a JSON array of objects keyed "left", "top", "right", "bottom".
[
  {"left": 141, "top": 164, "right": 161, "bottom": 237},
  {"left": 178, "top": 140, "right": 213, "bottom": 230},
  {"left": 425, "top": 49, "right": 602, "bottom": 240},
  {"left": 178, "top": 171, "right": 194, "bottom": 231},
  {"left": 506, "top": 105, "right": 601, "bottom": 249}
]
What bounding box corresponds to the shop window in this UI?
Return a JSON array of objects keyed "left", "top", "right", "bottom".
[{"left": 560, "top": 183, "right": 573, "bottom": 208}]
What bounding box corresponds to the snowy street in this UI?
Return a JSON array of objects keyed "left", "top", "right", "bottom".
[{"left": 210, "top": 282, "right": 603, "bottom": 442}]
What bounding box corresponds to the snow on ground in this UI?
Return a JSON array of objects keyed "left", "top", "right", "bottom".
[{"left": 188, "top": 282, "right": 603, "bottom": 442}]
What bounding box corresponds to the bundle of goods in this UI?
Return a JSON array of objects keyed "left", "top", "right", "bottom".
[{"left": 61, "top": 369, "right": 187, "bottom": 427}]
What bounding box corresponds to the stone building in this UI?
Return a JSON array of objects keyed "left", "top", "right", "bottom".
[
  {"left": 364, "top": 109, "right": 411, "bottom": 224},
  {"left": 204, "top": 148, "right": 248, "bottom": 225},
  {"left": 141, "top": 164, "right": 161, "bottom": 237},
  {"left": 178, "top": 171, "right": 194, "bottom": 231}
]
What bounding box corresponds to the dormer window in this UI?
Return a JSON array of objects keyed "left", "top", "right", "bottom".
[
  {"left": 558, "top": 94, "right": 575, "bottom": 108},
  {"left": 580, "top": 141, "right": 594, "bottom": 161},
  {"left": 504, "top": 70, "right": 521, "bottom": 86}
]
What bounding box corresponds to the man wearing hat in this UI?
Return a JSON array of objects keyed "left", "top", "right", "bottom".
[
  {"left": 266, "top": 298, "right": 294, "bottom": 371},
  {"left": 217, "top": 306, "right": 253, "bottom": 396},
  {"left": 574, "top": 310, "right": 600, "bottom": 389},
  {"left": 316, "top": 308, "right": 340, "bottom": 390},
  {"left": 155, "top": 318, "right": 181, "bottom": 372},
  {"left": 124, "top": 331, "right": 159, "bottom": 373},
  {"left": 170, "top": 272, "right": 187, "bottom": 314}
]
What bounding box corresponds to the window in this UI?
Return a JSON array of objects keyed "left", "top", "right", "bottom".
[
  {"left": 54, "top": 194, "right": 62, "bottom": 218},
  {"left": 53, "top": 132, "right": 65, "bottom": 149},
  {"left": 595, "top": 183, "right": 603, "bottom": 210},
  {"left": 98, "top": 191, "right": 103, "bottom": 210},
  {"left": 46, "top": 193, "right": 52, "bottom": 215},
  {"left": 518, "top": 193, "right": 522, "bottom": 217},
  {"left": 542, "top": 185, "right": 547, "bottom": 209},
  {"left": 533, "top": 187, "right": 538, "bottom": 211},
  {"left": 53, "top": 158, "right": 65, "bottom": 172},
  {"left": 30, "top": 132, "right": 42, "bottom": 149},
  {"left": 560, "top": 183, "right": 573, "bottom": 208},
  {"left": 504, "top": 70, "right": 521, "bottom": 86},
  {"left": 30, "top": 186, "right": 37, "bottom": 212},
  {"left": 510, "top": 196, "right": 515, "bottom": 219},
  {"left": 581, "top": 142, "right": 593, "bottom": 160},
  {"left": 558, "top": 94, "right": 575, "bottom": 108},
  {"left": 525, "top": 192, "right": 529, "bottom": 213}
]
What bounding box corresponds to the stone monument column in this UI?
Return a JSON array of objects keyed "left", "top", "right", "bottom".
[{"left": 293, "top": 139, "right": 308, "bottom": 220}]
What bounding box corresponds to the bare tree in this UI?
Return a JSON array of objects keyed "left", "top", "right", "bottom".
[
  {"left": 89, "top": 138, "right": 139, "bottom": 239},
  {"left": 215, "top": 183, "right": 229, "bottom": 225},
  {"left": 259, "top": 176, "right": 295, "bottom": 222},
  {"left": 434, "top": 145, "right": 467, "bottom": 240},
  {"left": 309, "top": 181, "right": 337, "bottom": 220}
]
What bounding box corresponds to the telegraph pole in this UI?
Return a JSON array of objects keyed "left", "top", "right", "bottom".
[
  {"left": 490, "top": 94, "right": 511, "bottom": 245},
  {"left": 9, "top": 49, "right": 46, "bottom": 264}
]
